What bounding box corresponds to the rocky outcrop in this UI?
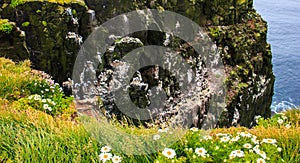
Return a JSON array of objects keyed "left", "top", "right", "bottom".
[
  {"left": 0, "top": 19, "right": 29, "bottom": 60},
  {"left": 0, "top": 0, "right": 93, "bottom": 83},
  {"left": 0, "top": 0, "right": 274, "bottom": 128}
]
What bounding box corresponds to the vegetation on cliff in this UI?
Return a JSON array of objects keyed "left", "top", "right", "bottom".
[
  {"left": 0, "top": 57, "right": 299, "bottom": 162},
  {"left": 0, "top": 19, "right": 13, "bottom": 34}
]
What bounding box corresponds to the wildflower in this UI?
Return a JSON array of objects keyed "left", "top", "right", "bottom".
[
  {"left": 277, "top": 147, "right": 282, "bottom": 152},
  {"left": 162, "top": 148, "right": 176, "bottom": 159},
  {"left": 253, "top": 145, "right": 260, "bottom": 152},
  {"left": 277, "top": 119, "right": 284, "bottom": 124},
  {"left": 239, "top": 131, "right": 252, "bottom": 138},
  {"left": 220, "top": 136, "right": 231, "bottom": 142},
  {"left": 285, "top": 124, "right": 291, "bottom": 129},
  {"left": 216, "top": 133, "right": 228, "bottom": 137},
  {"left": 261, "top": 138, "right": 277, "bottom": 144},
  {"left": 43, "top": 104, "right": 52, "bottom": 111},
  {"left": 45, "top": 89, "right": 49, "bottom": 92},
  {"left": 243, "top": 143, "right": 252, "bottom": 149},
  {"left": 215, "top": 146, "right": 220, "bottom": 150},
  {"left": 257, "top": 158, "right": 266, "bottom": 163},
  {"left": 28, "top": 95, "right": 33, "bottom": 100},
  {"left": 101, "top": 146, "right": 111, "bottom": 153},
  {"left": 42, "top": 99, "right": 47, "bottom": 103},
  {"left": 33, "top": 94, "right": 41, "bottom": 101},
  {"left": 229, "top": 152, "right": 236, "bottom": 159},
  {"left": 195, "top": 147, "right": 207, "bottom": 157},
  {"left": 158, "top": 128, "right": 169, "bottom": 133},
  {"left": 190, "top": 127, "right": 198, "bottom": 132},
  {"left": 153, "top": 134, "right": 161, "bottom": 140},
  {"left": 251, "top": 137, "right": 259, "bottom": 144},
  {"left": 233, "top": 150, "right": 244, "bottom": 157},
  {"left": 281, "top": 115, "right": 288, "bottom": 120},
  {"left": 112, "top": 155, "right": 122, "bottom": 163},
  {"left": 99, "top": 153, "right": 112, "bottom": 162},
  {"left": 230, "top": 136, "right": 240, "bottom": 142},
  {"left": 255, "top": 150, "right": 267, "bottom": 159},
  {"left": 203, "top": 135, "right": 213, "bottom": 140},
  {"left": 254, "top": 115, "right": 262, "bottom": 123}
]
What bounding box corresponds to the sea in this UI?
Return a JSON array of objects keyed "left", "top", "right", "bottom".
[{"left": 254, "top": 0, "right": 300, "bottom": 112}]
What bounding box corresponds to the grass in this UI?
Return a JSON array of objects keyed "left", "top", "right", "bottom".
[
  {"left": 10, "top": 0, "right": 86, "bottom": 8},
  {"left": 0, "top": 57, "right": 299, "bottom": 162}
]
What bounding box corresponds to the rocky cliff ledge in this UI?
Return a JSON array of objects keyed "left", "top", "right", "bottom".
[{"left": 0, "top": 0, "right": 274, "bottom": 128}]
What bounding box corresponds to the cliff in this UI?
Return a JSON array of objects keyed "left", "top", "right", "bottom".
[{"left": 0, "top": 0, "right": 274, "bottom": 128}]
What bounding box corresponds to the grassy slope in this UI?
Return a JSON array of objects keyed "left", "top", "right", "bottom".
[{"left": 0, "top": 57, "right": 299, "bottom": 162}]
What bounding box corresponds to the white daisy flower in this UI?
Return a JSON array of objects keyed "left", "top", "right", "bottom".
[
  {"left": 153, "top": 134, "right": 161, "bottom": 140},
  {"left": 220, "top": 136, "right": 231, "bottom": 142},
  {"left": 230, "top": 136, "right": 240, "bottom": 142},
  {"left": 190, "top": 127, "right": 199, "bottom": 132},
  {"left": 195, "top": 147, "right": 207, "bottom": 157},
  {"left": 101, "top": 146, "right": 111, "bottom": 153},
  {"left": 99, "top": 153, "right": 112, "bottom": 162},
  {"left": 277, "top": 147, "right": 282, "bottom": 152},
  {"left": 256, "top": 158, "right": 266, "bottom": 163},
  {"left": 285, "top": 124, "right": 291, "bottom": 129},
  {"left": 232, "top": 150, "right": 244, "bottom": 157},
  {"left": 43, "top": 104, "right": 52, "bottom": 111},
  {"left": 28, "top": 95, "right": 33, "bottom": 100},
  {"left": 112, "top": 155, "right": 122, "bottom": 163},
  {"left": 243, "top": 143, "right": 252, "bottom": 149},
  {"left": 281, "top": 115, "right": 288, "bottom": 120},
  {"left": 216, "top": 133, "right": 228, "bottom": 137},
  {"left": 254, "top": 115, "right": 262, "bottom": 123},
  {"left": 33, "top": 94, "right": 41, "bottom": 101},
  {"left": 158, "top": 128, "right": 169, "bottom": 133},
  {"left": 229, "top": 151, "right": 236, "bottom": 159},
  {"left": 277, "top": 119, "right": 284, "bottom": 124},
  {"left": 203, "top": 135, "right": 213, "bottom": 140},
  {"left": 256, "top": 150, "right": 267, "bottom": 159},
  {"left": 162, "top": 148, "right": 176, "bottom": 159},
  {"left": 42, "top": 99, "right": 47, "bottom": 103},
  {"left": 261, "top": 138, "right": 277, "bottom": 144},
  {"left": 239, "top": 131, "right": 252, "bottom": 138},
  {"left": 251, "top": 137, "right": 260, "bottom": 144},
  {"left": 253, "top": 145, "right": 260, "bottom": 152}
]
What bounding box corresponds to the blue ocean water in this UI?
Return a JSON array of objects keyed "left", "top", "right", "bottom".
[{"left": 254, "top": 0, "right": 300, "bottom": 112}]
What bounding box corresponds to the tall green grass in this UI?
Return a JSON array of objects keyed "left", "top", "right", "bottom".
[{"left": 0, "top": 57, "right": 299, "bottom": 162}]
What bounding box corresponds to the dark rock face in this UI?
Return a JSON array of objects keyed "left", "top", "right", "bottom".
[
  {"left": 0, "top": 0, "right": 274, "bottom": 128},
  {"left": 0, "top": 19, "right": 29, "bottom": 60},
  {"left": 0, "top": 1, "right": 91, "bottom": 83}
]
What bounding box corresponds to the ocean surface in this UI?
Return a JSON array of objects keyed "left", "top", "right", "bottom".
[{"left": 254, "top": 0, "right": 300, "bottom": 112}]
